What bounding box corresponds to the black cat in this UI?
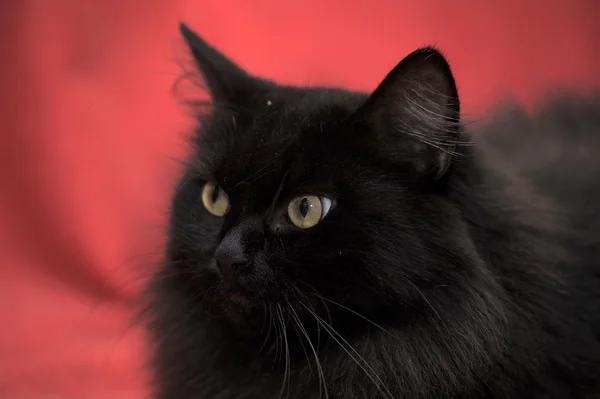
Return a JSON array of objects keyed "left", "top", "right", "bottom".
[{"left": 146, "top": 23, "right": 600, "bottom": 399}]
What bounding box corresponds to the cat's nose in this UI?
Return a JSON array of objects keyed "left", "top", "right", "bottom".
[
  {"left": 214, "top": 233, "right": 251, "bottom": 285},
  {"left": 214, "top": 218, "right": 264, "bottom": 285},
  {"left": 214, "top": 245, "right": 249, "bottom": 274}
]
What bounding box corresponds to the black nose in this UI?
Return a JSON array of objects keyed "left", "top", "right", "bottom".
[
  {"left": 214, "top": 232, "right": 252, "bottom": 286},
  {"left": 214, "top": 218, "right": 264, "bottom": 286},
  {"left": 214, "top": 243, "right": 249, "bottom": 274}
]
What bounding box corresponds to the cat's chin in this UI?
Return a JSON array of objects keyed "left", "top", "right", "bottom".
[
  {"left": 209, "top": 294, "right": 271, "bottom": 333},
  {"left": 201, "top": 284, "right": 261, "bottom": 319}
]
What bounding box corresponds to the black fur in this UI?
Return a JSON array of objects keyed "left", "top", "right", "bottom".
[{"left": 146, "top": 23, "right": 600, "bottom": 399}]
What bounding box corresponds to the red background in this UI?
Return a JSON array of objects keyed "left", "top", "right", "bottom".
[{"left": 1, "top": 1, "right": 598, "bottom": 398}]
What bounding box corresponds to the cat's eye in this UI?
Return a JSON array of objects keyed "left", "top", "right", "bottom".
[
  {"left": 201, "top": 182, "right": 230, "bottom": 217},
  {"left": 287, "top": 195, "right": 332, "bottom": 229}
]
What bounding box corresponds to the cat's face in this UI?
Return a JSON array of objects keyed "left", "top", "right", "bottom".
[{"left": 166, "top": 24, "right": 475, "bottom": 342}]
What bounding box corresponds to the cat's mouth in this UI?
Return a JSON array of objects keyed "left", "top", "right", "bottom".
[
  {"left": 227, "top": 291, "right": 251, "bottom": 305},
  {"left": 220, "top": 287, "right": 256, "bottom": 309}
]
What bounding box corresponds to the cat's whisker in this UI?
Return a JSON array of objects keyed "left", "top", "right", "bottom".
[
  {"left": 269, "top": 170, "right": 290, "bottom": 216},
  {"left": 258, "top": 302, "right": 275, "bottom": 356},
  {"left": 291, "top": 280, "right": 333, "bottom": 328},
  {"left": 276, "top": 304, "right": 291, "bottom": 399},
  {"left": 234, "top": 163, "right": 278, "bottom": 188},
  {"left": 287, "top": 307, "right": 312, "bottom": 375},
  {"left": 404, "top": 278, "right": 444, "bottom": 324},
  {"left": 315, "top": 294, "right": 398, "bottom": 339},
  {"left": 288, "top": 301, "right": 329, "bottom": 399},
  {"left": 273, "top": 305, "right": 283, "bottom": 367},
  {"left": 301, "top": 303, "right": 395, "bottom": 399}
]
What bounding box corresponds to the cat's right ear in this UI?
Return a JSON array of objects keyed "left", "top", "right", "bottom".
[{"left": 179, "top": 23, "right": 261, "bottom": 105}]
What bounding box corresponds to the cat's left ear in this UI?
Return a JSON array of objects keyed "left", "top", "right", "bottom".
[
  {"left": 179, "top": 22, "right": 264, "bottom": 106},
  {"left": 352, "top": 47, "right": 461, "bottom": 181}
]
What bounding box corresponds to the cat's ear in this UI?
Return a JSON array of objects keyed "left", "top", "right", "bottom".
[
  {"left": 353, "top": 47, "right": 461, "bottom": 181},
  {"left": 179, "top": 22, "right": 261, "bottom": 105}
]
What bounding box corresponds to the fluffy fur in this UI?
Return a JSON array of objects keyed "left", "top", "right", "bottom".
[{"left": 146, "top": 23, "right": 600, "bottom": 399}]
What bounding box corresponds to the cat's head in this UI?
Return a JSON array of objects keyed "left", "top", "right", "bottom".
[{"left": 166, "top": 23, "right": 479, "bottom": 343}]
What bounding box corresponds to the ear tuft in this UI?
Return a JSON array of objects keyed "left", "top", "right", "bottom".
[{"left": 356, "top": 47, "right": 461, "bottom": 181}]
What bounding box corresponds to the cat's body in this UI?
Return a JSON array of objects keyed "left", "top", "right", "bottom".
[{"left": 147, "top": 24, "right": 600, "bottom": 399}]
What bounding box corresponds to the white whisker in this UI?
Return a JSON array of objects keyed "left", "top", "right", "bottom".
[{"left": 301, "top": 303, "right": 395, "bottom": 399}]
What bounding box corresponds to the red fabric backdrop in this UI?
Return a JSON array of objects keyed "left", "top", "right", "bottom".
[{"left": 1, "top": 1, "right": 599, "bottom": 398}]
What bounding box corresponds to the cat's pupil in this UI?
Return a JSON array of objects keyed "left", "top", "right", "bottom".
[
  {"left": 299, "top": 197, "right": 310, "bottom": 218},
  {"left": 211, "top": 186, "right": 220, "bottom": 203}
]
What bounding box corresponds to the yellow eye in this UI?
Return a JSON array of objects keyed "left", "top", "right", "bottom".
[
  {"left": 201, "top": 182, "right": 230, "bottom": 217},
  {"left": 287, "top": 195, "right": 332, "bottom": 229}
]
